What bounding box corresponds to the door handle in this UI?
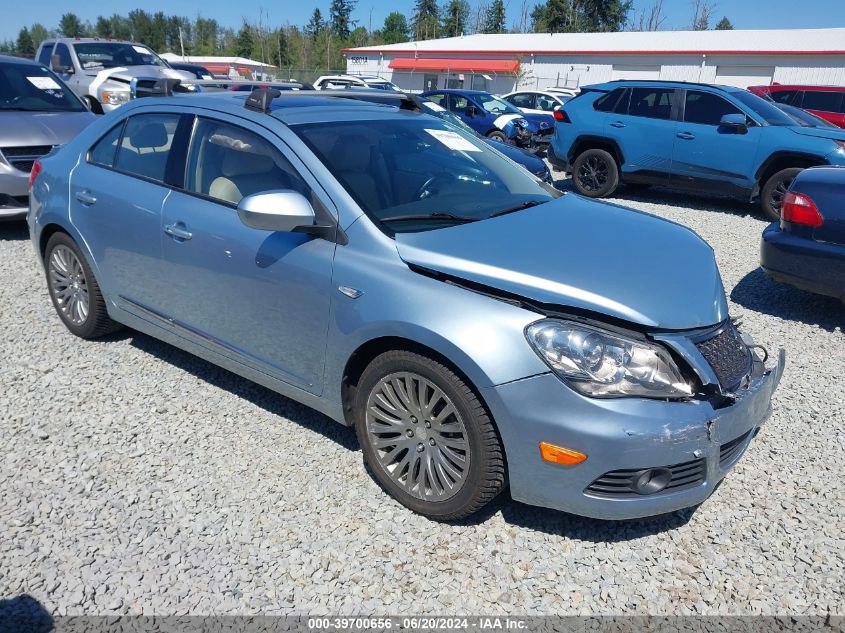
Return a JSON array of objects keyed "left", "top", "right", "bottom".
[
  {"left": 74, "top": 190, "right": 97, "bottom": 205},
  {"left": 609, "top": 121, "right": 626, "bottom": 128},
  {"left": 164, "top": 223, "right": 193, "bottom": 241},
  {"left": 676, "top": 132, "right": 696, "bottom": 140}
]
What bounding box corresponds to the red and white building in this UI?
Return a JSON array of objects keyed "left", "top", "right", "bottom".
[
  {"left": 343, "top": 28, "right": 845, "bottom": 94},
  {"left": 160, "top": 53, "right": 275, "bottom": 79}
]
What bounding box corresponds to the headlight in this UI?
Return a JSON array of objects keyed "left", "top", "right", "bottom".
[
  {"left": 101, "top": 90, "right": 130, "bottom": 105},
  {"left": 525, "top": 319, "right": 693, "bottom": 399}
]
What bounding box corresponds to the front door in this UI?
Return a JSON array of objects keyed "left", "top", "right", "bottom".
[{"left": 158, "top": 116, "right": 336, "bottom": 394}]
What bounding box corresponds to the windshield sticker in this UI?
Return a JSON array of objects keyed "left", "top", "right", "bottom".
[
  {"left": 132, "top": 45, "right": 150, "bottom": 54},
  {"left": 27, "top": 76, "right": 62, "bottom": 90},
  {"left": 425, "top": 129, "right": 481, "bottom": 152}
]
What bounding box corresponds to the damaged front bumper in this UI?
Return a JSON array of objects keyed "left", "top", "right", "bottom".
[{"left": 483, "top": 348, "right": 785, "bottom": 520}]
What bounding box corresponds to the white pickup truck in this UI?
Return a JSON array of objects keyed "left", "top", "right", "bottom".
[{"left": 34, "top": 38, "right": 193, "bottom": 113}]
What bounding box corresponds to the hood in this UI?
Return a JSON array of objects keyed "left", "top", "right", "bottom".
[
  {"left": 489, "top": 141, "right": 545, "bottom": 174},
  {"left": 0, "top": 111, "right": 96, "bottom": 147},
  {"left": 394, "top": 195, "right": 728, "bottom": 330},
  {"left": 87, "top": 65, "right": 186, "bottom": 84},
  {"left": 787, "top": 125, "right": 845, "bottom": 142}
]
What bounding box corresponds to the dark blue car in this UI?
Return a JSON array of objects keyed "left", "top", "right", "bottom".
[
  {"left": 761, "top": 166, "right": 845, "bottom": 304},
  {"left": 422, "top": 89, "right": 553, "bottom": 149}
]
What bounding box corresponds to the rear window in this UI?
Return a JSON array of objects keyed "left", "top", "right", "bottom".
[{"left": 800, "top": 90, "right": 844, "bottom": 114}]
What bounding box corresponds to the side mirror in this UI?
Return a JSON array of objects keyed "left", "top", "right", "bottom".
[
  {"left": 50, "top": 55, "right": 72, "bottom": 74},
  {"left": 237, "top": 190, "right": 315, "bottom": 232},
  {"left": 719, "top": 113, "right": 748, "bottom": 134}
]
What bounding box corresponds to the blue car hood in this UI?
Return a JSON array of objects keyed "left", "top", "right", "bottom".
[
  {"left": 787, "top": 125, "right": 845, "bottom": 142},
  {"left": 394, "top": 195, "right": 728, "bottom": 330}
]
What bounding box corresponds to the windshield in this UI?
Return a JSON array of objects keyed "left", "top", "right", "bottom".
[
  {"left": 476, "top": 93, "right": 522, "bottom": 115},
  {"left": 0, "top": 63, "right": 86, "bottom": 112},
  {"left": 733, "top": 91, "right": 797, "bottom": 126},
  {"left": 73, "top": 42, "right": 167, "bottom": 70},
  {"left": 777, "top": 104, "right": 837, "bottom": 128},
  {"left": 293, "top": 117, "right": 558, "bottom": 234}
]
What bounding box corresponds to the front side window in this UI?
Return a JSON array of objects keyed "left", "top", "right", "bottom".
[
  {"left": 800, "top": 90, "right": 844, "bottom": 114},
  {"left": 684, "top": 91, "right": 744, "bottom": 126},
  {"left": 54, "top": 44, "right": 73, "bottom": 69},
  {"left": 88, "top": 122, "right": 124, "bottom": 167},
  {"left": 0, "top": 62, "right": 85, "bottom": 112},
  {"left": 115, "top": 113, "right": 181, "bottom": 182},
  {"left": 426, "top": 92, "right": 446, "bottom": 107},
  {"left": 293, "top": 117, "right": 559, "bottom": 234},
  {"left": 628, "top": 87, "right": 674, "bottom": 120},
  {"left": 476, "top": 93, "right": 521, "bottom": 115},
  {"left": 186, "top": 118, "right": 311, "bottom": 206},
  {"left": 507, "top": 93, "right": 534, "bottom": 109},
  {"left": 451, "top": 95, "right": 470, "bottom": 114},
  {"left": 536, "top": 94, "right": 559, "bottom": 111}
]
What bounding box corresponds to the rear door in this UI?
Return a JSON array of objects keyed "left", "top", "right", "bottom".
[
  {"left": 797, "top": 90, "right": 845, "bottom": 128},
  {"left": 603, "top": 86, "right": 677, "bottom": 181},
  {"left": 672, "top": 89, "right": 762, "bottom": 194}
]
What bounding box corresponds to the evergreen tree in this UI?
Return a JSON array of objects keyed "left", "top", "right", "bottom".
[
  {"left": 441, "top": 0, "right": 470, "bottom": 37},
  {"left": 330, "top": 0, "right": 357, "bottom": 38},
  {"left": 16, "top": 27, "right": 35, "bottom": 56},
  {"left": 413, "top": 0, "right": 440, "bottom": 40},
  {"left": 305, "top": 9, "right": 325, "bottom": 41},
  {"left": 483, "top": 0, "right": 506, "bottom": 33},
  {"left": 715, "top": 16, "right": 733, "bottom": 30},
  {"left": 29, "top": 24, "right": 50, "bottom": 49},
  {"left": 381, "top": 12, "right": 410, "bottom": 43},
  {"left": 59, "top": 13, "right": 83, "bottom": 38},
  {"left": 94, "top": 16, "right": 112, "bottom": 38},
  {"left": 234, "top": 22, "right": 255, "bottom": 59},
  {"left": 531, "top": 0, "right": 631, "bottom": 33}
]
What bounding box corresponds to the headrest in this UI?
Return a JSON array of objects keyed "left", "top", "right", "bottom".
[
  {"left": 128, "top": 122, "right": 167, "bottom": 149},
  {"left": 221, "top": 150, "right": 274, "bottom": 177},
  {"left": 331, "top": 136, "right": 372, "bottom": 171}
]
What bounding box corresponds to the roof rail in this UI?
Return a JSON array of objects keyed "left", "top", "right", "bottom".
[
  {"left": 604, "top": 79, "right": 728, "bottom": 91},
  {"left": 242, "top": 88, "right": 425, "bottom": 113},
  {"left": 245, "top": 87, "right": 282, "bottom": 112}
]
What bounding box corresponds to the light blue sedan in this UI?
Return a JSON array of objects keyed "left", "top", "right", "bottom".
[{"left": 28, "top": 90, "right": 784, "bottom": 521}]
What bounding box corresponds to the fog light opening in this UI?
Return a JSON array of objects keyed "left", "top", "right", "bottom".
[{"left": 631, "top": 467, "right": 672, "bottom": 495}]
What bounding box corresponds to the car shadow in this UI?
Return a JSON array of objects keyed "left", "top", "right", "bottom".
[
  {"left": 0, "top": 222, "right": 29, "bottom": 241},
  {"left": 127, "top": 331, "right": 360, "bottom": 452},
  {"left": 731, "top": 267, "right": 844, "bottom": 331},
  {"left": 0, "top": 594, "right": 53, "bottom": 633}
]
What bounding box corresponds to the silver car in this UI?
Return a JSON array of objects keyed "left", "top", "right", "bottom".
[{"left": 0, "top": 55, "right": 95, "bottom": 221}]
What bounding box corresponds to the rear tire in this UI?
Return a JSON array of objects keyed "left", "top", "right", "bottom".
[
  {"left": 44, "top": 232, "right": 121, "bottom": 339},
  {"left": 571, "top": 148, "right": 620, "bottom": 198},
  {"left": 353, "top": 350, "right": 506, "bottom": 521},
  {"left": 761, "top": 167, "right": 802, "bottom": 221}
]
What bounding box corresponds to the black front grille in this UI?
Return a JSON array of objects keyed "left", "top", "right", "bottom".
[
  {"left": 720, "top": 430, "right": 752, "bottom": 468},
  {"left": 695, "top": 324, "right": 751, "bottom": 390},
  {"left": 585, "top": 458, "right": 706, "bottom": 498},
  {"left": 1, "top": 145, "right": 53, "bottom": 173}
]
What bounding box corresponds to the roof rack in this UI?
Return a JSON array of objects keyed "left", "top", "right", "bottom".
[
  {"left": 242, "top": 88, "right": 425, "bottom": 113},
  {"left": 604, "top": 79, "right": 728, "bottom": 91},
  {"left": 129, "top": 77, "right": 187, "bottom": 99}
]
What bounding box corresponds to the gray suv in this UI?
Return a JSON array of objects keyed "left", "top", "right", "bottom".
[{"left": 0, "top": 55, "right": 94, "bottom": 220}]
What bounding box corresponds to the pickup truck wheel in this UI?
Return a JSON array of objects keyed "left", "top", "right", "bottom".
[
  {"left": 486, "top": 130, "right": 507, "bottom": 143},
  {"left": 572, "top": 148, "right": 619, "bottom": 198},
  {"left": 761, "top": 167, "right": 802, "bottom": 221},
  {"left": 85, "top": 96, "right": 103, "bottom": 114},
  {"left": 354, "top": 350, "right": 506, "bottom": 521},
  {"left": 44, "top": 232, "right": 121, "bottom": 339}
]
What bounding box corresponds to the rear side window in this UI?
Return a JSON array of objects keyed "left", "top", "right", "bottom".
[
  {"left": 769, "top": 90, "right": 798, "bottom": 105},
  {"left": 37, "top": 44, "right": 54, "bottom": 66},
  {"left": 186, "top": 118, "right": 311, "bottom": 206},
  {"left": 628, "top": 88, "right": 674, "bottom": 120},
  {"left": 88, "top": 122, "right": 124, "bottom": 167},
  {"left": 799, "top": 90, "right": 844, "bottom": 113},
  {"left": 684, "top": 91, "right": 744, "bottom": 126},
  {"left": 115, "top": 113, "right": 181, "bottom": 183},
  {"left": 508, "top": 93, "right": 534, "bottom": 109},
  {"left": 593, "top": 88, "right": 627, "bottom": 113}
]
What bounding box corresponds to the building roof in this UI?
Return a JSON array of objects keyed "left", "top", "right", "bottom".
[
  {"left": 344, "top": 28, "right": 845, "bottom": 56},
  {"left": 160, "top": 53, "right": 275, "bottom": 67}
]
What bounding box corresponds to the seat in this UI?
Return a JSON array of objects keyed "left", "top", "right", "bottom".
[
  {"left": 330, "top": 137, "right": 383, "bottom": 212},
  {"left": 209, "top": 150, "right": 282, "bottom": 204},
  {"left": 118, "top": 121, "right": 169, "bottom": 180}
]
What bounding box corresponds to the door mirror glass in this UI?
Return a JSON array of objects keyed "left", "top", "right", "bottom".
[
  {"left": 719, "top": 113, "right": 748, "bottom": 133},
  {"left": 237, "top": 190, "right": 316, "bottom": 232}
]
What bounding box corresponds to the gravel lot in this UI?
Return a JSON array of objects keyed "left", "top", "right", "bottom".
[{"left": 1, "top": 179, "right": 843, "bottom": 617}]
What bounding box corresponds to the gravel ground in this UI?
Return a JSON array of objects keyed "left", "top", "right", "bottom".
[{"left": 1, "top": 178, "right": 843, "bottom": 617}]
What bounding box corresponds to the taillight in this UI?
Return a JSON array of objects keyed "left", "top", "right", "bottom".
[
  {"left": 28, "top": 159, "right": 43, "bottom": 191},
  {"left": 553, "top": 108, "right": 570, "bottom": 123},
  {"left": 782, "top": 191, "right": 823, "bottom": 227}
]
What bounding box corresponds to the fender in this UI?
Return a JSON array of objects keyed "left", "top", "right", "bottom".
[
  {"left": 568, "top": 134, "right": 626, "bottom": 166},
  {"left": 754, "top": 150, "right": 827, "bottom": 182}
]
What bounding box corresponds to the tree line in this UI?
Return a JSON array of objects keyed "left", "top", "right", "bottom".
[{"left": 2, "top": 0, "right": 733, "bottom": 76}]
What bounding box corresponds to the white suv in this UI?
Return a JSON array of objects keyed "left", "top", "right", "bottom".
[{"left": 314, "top": 74, "right": 401, "bottom": 91}]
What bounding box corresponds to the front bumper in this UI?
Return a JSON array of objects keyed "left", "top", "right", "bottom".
[
  {"left": 761, "top": 223, "right": 845, "bottom": 302},
  {"left": 483, "top": 349, "right": 785, "bottom": 520},
  {"left": 0, "top": 164, "right": 30, "bottom": 221}
]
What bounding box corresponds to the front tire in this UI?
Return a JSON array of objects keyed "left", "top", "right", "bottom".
[
  {"left": 354, "top": 350, "right": 505, "bottom": 521},
  {"left": 761, "top": 167, "right": 802, "bottom": 221},
  {"left": 486, "top": 130, "right": 507, "bottom": 143},
  {"left": 44, "top": 232, "right": 121, "bottom": 339},
  {"left": 571, "top": 148, "right": 620, "bottom": 198}
]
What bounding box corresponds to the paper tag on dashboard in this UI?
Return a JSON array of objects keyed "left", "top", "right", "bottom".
[
  {"left": 133, "top": 45, "right": 150, "bottom": 54},
  {"left": 27, "top": 76, "right": 62, "bottom": 90},
  {"left": 425, "top": 129, "right": 481, "bottom": 152},
  {"left": 425, "top": 102, "right": 446, "bottom": 112}
]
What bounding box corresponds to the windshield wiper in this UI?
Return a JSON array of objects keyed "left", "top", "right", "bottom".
[
  {"left": 488, "top": 200, "right": 545, "bottom": 219},
  {"left": 378, "top": 212, "right": 478, "bottom": 224}
]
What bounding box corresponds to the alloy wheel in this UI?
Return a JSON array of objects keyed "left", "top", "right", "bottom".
[
  {"left": 48, "top": 245, "right": 90, "bottom": 326},
  {"left": 365, "top": 372, "right": 470, "bottom": 501},
  {"left": 578, "top": 155, "right": 609, "bottom": 192},
  {"left": 769, "top": 177, "right": 791, "bottom": 215}
]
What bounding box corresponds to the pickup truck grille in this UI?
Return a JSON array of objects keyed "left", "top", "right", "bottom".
[
  {"left": 1, "top": 145, "right": 54, "bottom": 173},
  {"left": 695, "top": 323, "right": 752, "bottom": 390}
]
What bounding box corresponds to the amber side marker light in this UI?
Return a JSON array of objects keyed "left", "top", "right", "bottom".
[{"left": 539, "top": 442, "right": 587, "bottom": 466}]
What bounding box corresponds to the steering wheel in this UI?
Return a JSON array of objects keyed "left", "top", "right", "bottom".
[{"left": 415, "top": 173, "right": 456, "bottom": 200}]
